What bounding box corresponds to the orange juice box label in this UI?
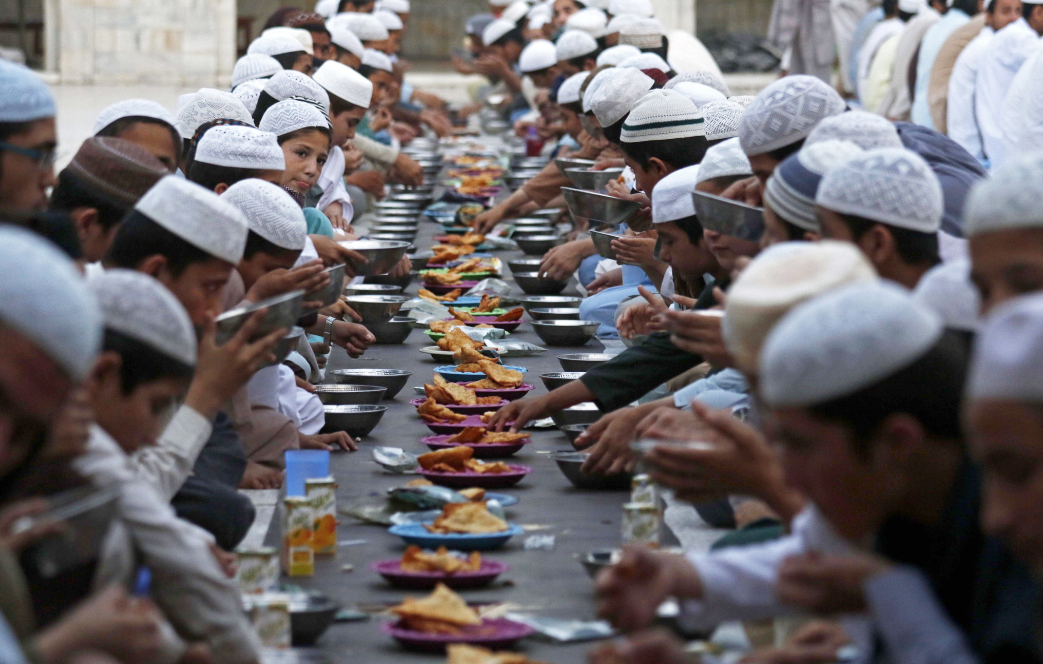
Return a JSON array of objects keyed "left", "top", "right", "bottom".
[
  {"left": 282, "top": 497, "right": 314, "bottom": 576},
  {"left": 305, "top": 477, "right": 338, "bottom": 555}
]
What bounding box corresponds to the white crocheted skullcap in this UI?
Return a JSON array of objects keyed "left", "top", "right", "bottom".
[
  {"left": 670, "top": 81, "right": 726, "bottom": 107},
  {"left": 261, "top": 27, "right": 314, "bottom": 55},
  {"left": 764, "top": 139, "right": 864, "bottom": 232},
  {"left": 373, "top": 9, "right": 404, "bottom": 29},
  {"left": 582, "top": 67, "right": 618, "bottom": 113},
  {"left": 315, "top": 0, "right": 339, "bottom": 17},
  {"left": 556, "top": 29, "right": 599, "bottom": 61},
  {"left": 696, "top": 137, "right": 753, "bottom": 183},
  {"left": 483, "top": 18, "right": 517, "bottom": 46},
  {"left": 618, "top": 52, "right": 671, "bottom": 73},
  {"left": 701, "top": 100, "right": 744, "bottom": 141},
  {"left": 378, "top": 0, "right": 410, "bottom": 12},
  {"left": 489, "top": 0, "right": 512, "bottom": 8},
  {"left": 621, "top": 89, "right": 704, "bottom": 143},
  {"left": 652, "top": 164, "right": 700, "bottom": 224},
  {"left": 339, "top": 12, "right": 390, "bottom": 41},
  {"left": 90, "top": 269, "right": 197, "bottom": 367},
  {"left": 605, "top": 13, "right": 640, "bottom": 34},
  {"left": 194, "top": 125, "right": 286, "bottom": 170},
  {"left": 591, "top": 67, "right": 654, "bottom": 127},
  {"left": 176, "top": 89, "right": 255, "bottom": 139},
  {"left": 805, "top": 110, "right": 902, "bottom": 150},
  {"left": 260, "top": 99, "right": 331, "bottom": 137},
  {"left": 519, "top": 39, "right": 559, "bottom": 73},
  {"left": 738, "top": 75, "right": 846, "bottom": 156},
  {"left": 566, "top": 8, "right": 608, "bottom": 37},
  {"left": 913, "top": 258, "right": 980, "bottom": 333},
  {"left": 596, "top": 44, "right": 641, "bottom": 67},
  {"left": 898, "top": 0, "right": 925, "bottom": 12},
  {"left": 618, "top": 18, "right": 664, "bottom": 49},
  {"left": 313, "top": 60, "right": 374, "bottom": 108},
  {"left": 263, "top": 70, "right": 331, "bottom": 111},
  {"left": 248, "top": 34, "right": 307, "bottom": 58},
  {"left": 232, "top": 79, "right": 267, "bottom": 115},
  {"left": 964, "top": 152, "right": 1043, "bottom": 237},
  {"left": 665, "top": 70, "right": 731, "bottom": 97},
  {"left": 529, "top": 11, "right": 551, "bottom": 30},
  {"left": 232, "top": 54, "right": 283, "bottom": 89},
  {"left": 968, "top": 292, "right": 1043, "bottom": 401},
  {"left": 328, "top": 22, "right": 366, "bottom": 57},
  {"left": 760, "top": 281, "right": 943, "bottom": 407},
  {"left": 0, "top": 60, "right": 55, "bottom": 122},
  {"left": 0, "top": 225, "right": 101, "bottom": 380},
  {"left": 557, "top": 71, "right": 591, "bottom": 105},
  {"left": 362, "top": 48, "right": 394, "bottom": 72},
  {"left": 609, "top": 0, "right": 654, "bottom": 17},
  {"left": 93, "top": 99, "right": 177, "bottom": 136},
  {"left": 728, "top": 95, "right": 754, "bottom": 108},
  {"left": 817, "top": 147, "right": 942, "bottom": 234},
  {"left": 502, "top": 0, "right": 531, "bottom": 24},
  {"left": 135, "top": 176, "right": 249, "bottom": 264},
  {"left": 723, "top": 240, "right": 877, "bottom": 373},
  {"left": 222, "top": 179, "right": 308, "bottom": 251}
]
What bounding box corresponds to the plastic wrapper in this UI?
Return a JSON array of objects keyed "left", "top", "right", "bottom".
[
  {"left": 485, "top": 340, "right": 547, "bottom": 356},
  {"left": 387, "top": 484, "right": 466, "bottom": 509},
  {"left": 465, "top": 278, "right": 512, "bottom": 297},
  {"left": 403, "top": 299, "right": 451, "bottom": 322},
  {"left": 461, "top": 327, "right": 508, "bottom": 342},
  {"left": 372, "top": 447, "right": 418, "bottom": 474},
  {"left": 503, "top": 613, "right": 614, "bottom": 643}
]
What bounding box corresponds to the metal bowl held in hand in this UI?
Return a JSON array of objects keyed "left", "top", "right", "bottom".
[
  {"left": 322, "top": 404, "right": 387, "bottom": 437},
  {"left": 365, "top": 271, "right": 415, "bottom": 289},
  {"left": 564, "top": 167, "right": 625, "bottom": 192},
  {"left": 551, "top": 451, "right": 631, "bottom": 490},
  {"left": 338, "top": 240, "right": 410, "bottom": 276},
  {"left": 270, "top": 326, "right": 305, "bottom": 366},
  {"left": 590, "top": 230, "right": 623, "bottom": 260},
  {"left": 343, "top": 283, "right": 402, "bottom": 297},
  {"left": 562, "top": 187, "right": 641, "bottom": 226},
  {"left": 515, "top": 234, "right": 562, "bottom": 256},
  {"left": 529, "top": 307, "right": 581, "bottom": 321},
  {"left": 539, "top": 371, "right": 585, "bottom": 391},
  {"left": 313, "top": 384, "right": 387, "bottom": 405},
  {"left": 327, "top": 368, "right": 412, "bottom": 398},
  {"left": 530, "top": 319, "right": 600, "bottom": 346},
  {"left": 307, "top": 263, "right": 347, "bottom": 308},
  {"left": 507, "top": 257, "right": 543, "bottom": 275},
  {"left": 344, "top": 294, "right": 410, "bottom": 323},
  {"left": 511, "top": 225, "right": 556, "bottom": 238},
  {"left": 512, "top": 271, "right": 569, "bottom": 296},
  {"left": 215, "top": 290, "right": 305, "bottom": 345},
  {"left": 554, "top": 157, "right": 596, "bottom": 176},
  {"left": 362, "top": 316, "right": 415, "bottom": 344},
  {"left": 557, "top": 352, "right": 614, "bottom": 371},
  {"left": 520, "top": 295, "right": 582, "bottom": 312},
  {"left": 560, "top": 423, "right": 589, "bottom": 447},
  {"left": 691, "top": 191, "right": 765, "bottom": 242}
]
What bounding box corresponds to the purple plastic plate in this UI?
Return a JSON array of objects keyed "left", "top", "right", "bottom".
[
  {"left": 423, "top": 415, "right": 512, "bottom": 435},
  {"left": 411, "top": 398, "right": 507, "bottom": 415},
  {"left": 370, "top": 559, "right": 509, "bottom": 590},
  {"left": 421, "top": 434, "right": 532, "bottom": 458},
  {"left": 473, "top": 382, "right": 535, "bottom": 401},
  {"left": 469, "top": 316, "right": 523, "bottom": 332},
  {"left": 381, "top": 617, "right": 535, "bottom": 653},
  {"left": 423, "top": 281, "right": 480, "bottom": 296},
  {"left": 418, "top": 464, "right": 531, "bottom": 488}
]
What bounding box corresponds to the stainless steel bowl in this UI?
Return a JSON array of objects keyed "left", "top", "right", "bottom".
[
  {"left": 530, "top": 207, "right": 565, "bottom": 222},
  {"left": 371, "top": 225, "right": 420, "bottom": 235},
  {"left": 513, "top": 271, "right": 568, "bottom": 295},
  {"left": 560, "top": 423, "right": 589, "bottom": 447},
  {"left": 511, "top": 225, "right": 557, "bottom": 237},
  {"left": 343, "top": 283, "right": 402, "bottom": 296},
  {"left": 364, "top": 271, "right": 415, "bottom": 289},
  {"left": 511, "top": 217, "right": 553, "bottom": 227},
  {"left": 307, "top": 263, "right": 346, "bottom": 308},
  {"left": 322, "top": 405, "right": 387, "bottom": 437},
  {"left": 369, "top": 232, "right": 416, "bottom": 242},
  {"left": 520, "top": 295, "right": 582, "bottom": 312},
  {"left": 551, "top": 450, "right": 631, "bottom": 490},
  {"left": 590, "top": 230, "right": 622, "bottom": 260},
  {"left": 507, "top": 257, "right": 543, "bottom": 275},
  {"left": 391, "top": 192, "right": 434, "bottom": 205},
  {"left": 337, "top": 240, "right": 410, "bottom": 276},
  {"left": 506, "top": 172, "right": 542, "bottom": 189},
  {"left": 215, "top": 290, "right": 304, "bottom": 344},
  {"left": 580, "top": 548, "right": 622, "bottom": 579},
  {"left": 555, "top": 157, "right": 596, "bottom": 176},
  {"left": 512, "top": 155, "right": 548, "bottom": 169},
  {"left": 327, "top": 368, "right": 412, "bottom": 398},
  {"left": 539, "top": 371, "right": 585, "bottom": 391},
  {"left": 408, "top": 252, "right": 433, "bottom": 271},
  {"left": 557, "top": 352, "right": 614, "bottom": 371},
  {"left": 564, "top": 167, "right": 625, "bottom": 192},
  {"left": 691, "top": 191, "right": 766, "bottom": 242},
  {"left": 515, "top": 234, "right": 562, "bottom": 256},
  {"left": 313, "top": 384, "right": 387, "bottom": 405},
  {"left": 530, "top": 319, "right": 600, "bottom": 346},
  {"left": 344, "top": 294, "right": 410, "bottom": 323},
  {"left": 362, "top": 316, "right": 415, "bottom": 344},
  {"left": 290, "top": 596, "right": 341, "bottom": 646},
  {"left": 529, "top": 307, "right": 581, "bottom": 321},
  {"left": 562, "top": 187, "right": 641, "bottom": 226},
  {"left": 376, "top": 200, "right": 422, "bottom": 211},
  {"left": 271, "top": 326, "right": 305, "bottom": 366}
]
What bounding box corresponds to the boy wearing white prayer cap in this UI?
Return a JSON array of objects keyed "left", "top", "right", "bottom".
[
  {"left": 964, "top": 154, "right": 1043, "bottom": 314},
  {"left": 0, "top": 60, "right": 57, "bottom": 210},
  {"left": 519, "top": 39, "right": 561, "bottom": 87},
  {"left": 556, "top": 29, "right": 601, "bottom": 75},
  {"left": 252, "top": 69, "right": 331, "bottom": 125},
  {"left": 665, "top": 69, "right": 731, "bottom": 97},
  {"left": 589, "top": 66, "right": 654, "bottom": 143},
  {"left": 566, "top": 7, "right": 609, "bottom": 37},
  {"left": 232, "top": 80, "right": 267, "bottom": 116},
  {"left": 699, "top": 100, "right": 744, "bottom": 146},
  {"left": 232, "top": 53, "right": 284, "bottom": 89},
  {"left": 816, "top": 147, "right": 943, "bottom": 289},
  {"left": 603, "top": 13, "right": 639, "bottom": 46},
  {"left": 692, "top": 138, "right": 761, "bottom": 275},
  {"left": 804, "top": 109, "right": 903, "bottom": 150},
  {"left": 618, "top": 18, "right": 667, "bottom": 59},
  {"left": 186, "top": 125, "right": 286, "bottom": 193},
  {"left": 912, "top": 257, "right": 980, "bottom": 333},
  {"left": 668, "top": 81, "right": 725, "bottom": 108},
  {"left": 327, "top": 22, "right": 365, "bottom": 69},
  {"left": 248, "top": 33, "right": 312, "bottom": 74},
  {"left": 596, "top": 43, "right": 640, "bottom": 66},
  {"left": 618, "top": 89, "right": 707, "bottom": 196},
  {"left": 93, "top": 99, "right": 181, "bottom": 173}
]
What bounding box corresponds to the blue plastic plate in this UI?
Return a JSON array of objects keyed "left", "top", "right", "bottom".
[
  {"left": 436, "top": 296, "right": 483, "bottom": 307},
  {"left": 485, "top": 492, "right": 518, "bottom": 507},
  {"left": 435, "top": 365, "right": 528, "bottom": 382},
  {"left": 388, "top": 523, "right": 525, "bottom": 550}
]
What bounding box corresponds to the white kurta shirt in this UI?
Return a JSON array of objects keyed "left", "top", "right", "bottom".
[
  {"left": 316, "top": 144, "right": 355, "bottom": 217},
  {"left": 948, "top": 26, "right": 994, "bottom": 163},
  {"left": 858, "top": 18, "right": 904, "bottom": 103},
  {"left": 1001, "top": 43, "right": 1043, "bottom": 164}
]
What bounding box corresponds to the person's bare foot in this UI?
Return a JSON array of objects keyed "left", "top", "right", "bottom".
[{"left": 239, "top": 461, "right": 284, "bottom": 489}]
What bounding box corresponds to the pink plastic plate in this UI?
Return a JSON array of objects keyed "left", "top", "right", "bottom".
[
  {"left": 421, "top": 434, "right": 531, "bottom": 458},
  {"left": 473, "top": 383, "right": 535, "bottom": 401},
  {"left": 422, "top": 415, "right": 510, "bottom": 435},
  {"left": 370, "top": 559, "right": 509, "bottom": 590},
  {"left": 411, "top": 398, "right": 506, "bottom": 416},
  {"left": 381, "top": 617, "right": 535, "bottom": 653},
  {"left": 418, "top": 464, "right": 531, "bottom": 489}
]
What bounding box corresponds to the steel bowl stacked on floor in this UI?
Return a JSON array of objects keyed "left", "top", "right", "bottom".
[
  {"left": 363, "top": 316, "right": 415, "bottom": 344},
  {"left": 507, "top": 257, "right": 543, "bottom": 275},
  {"left": 515, "top": 235, "right": 561, "bottom": 255},
  {"left": 520, "top": 295, "right": 581, "bottom": 312},
  {"left": 322, "top": 405, "right": 387, "bottom": 437},
  {"left": 551, "top": 451, "right": 632, "bottom": 490},
  {"left": 313, "top": 384, "right": 387, "bottom": 404},
  {"left": 557, "top": 352, "right": 614, "bottom": 371},
  {"left": 512, "top": 272, "right": 569, "bottom": 295},
  {"left": 530, "top": 320, "right": 599, "bottom": 346},
  {"left": 539, "top": 371, "right": 585, "bottom": 390},
  {"left": 529, "top": 307, "right": 580, "bottom": 321},
  {"left": 327, "top": 368, "right": 412, "bottom": 398},
  {"left": 345, "top": 294, "right": 410, "bottom": 323}
]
